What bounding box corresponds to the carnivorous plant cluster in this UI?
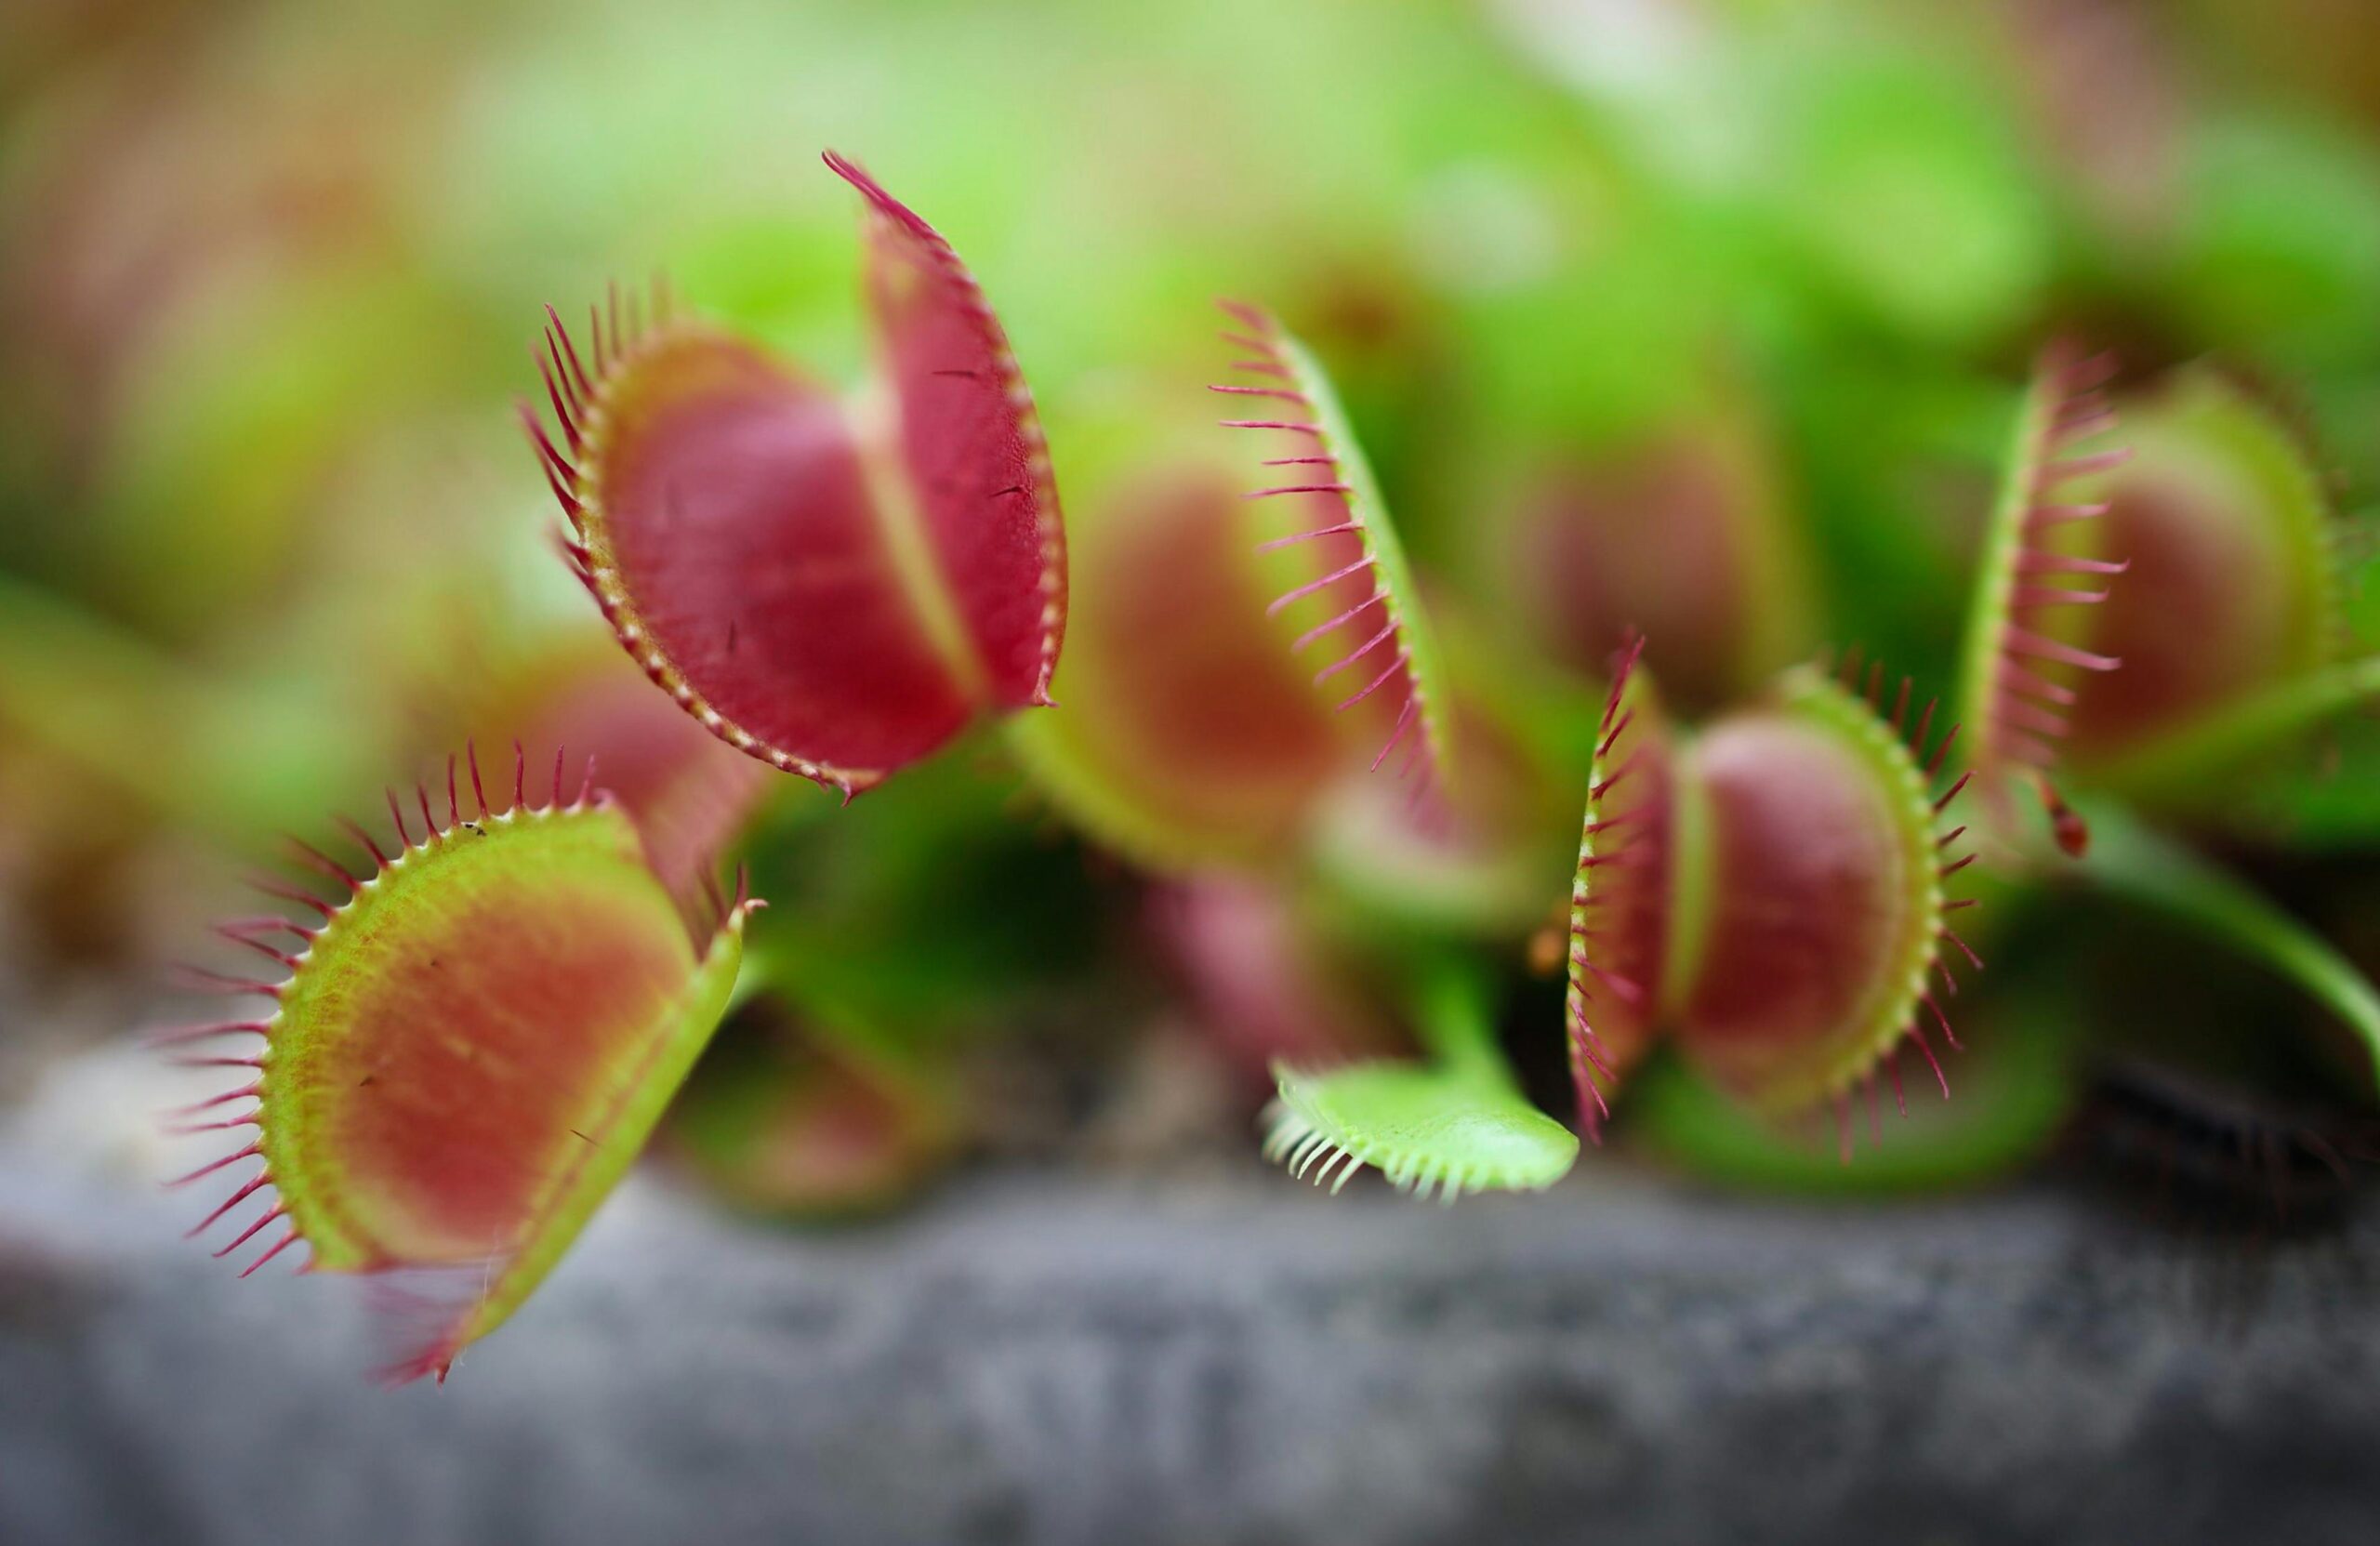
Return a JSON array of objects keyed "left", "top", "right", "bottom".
[{"left": 144, "top": 116, "right": 2380, "bottom": 1381}]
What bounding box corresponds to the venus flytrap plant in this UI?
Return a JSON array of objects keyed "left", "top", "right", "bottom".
[
  {"left": 1210, "top": 315, "right": 1991, "bottom": 1181},
  {"left": 1614, "top": 354, "right": 2380, "bottom": 1185},
  {"left": 1185, "top": 303, "right": 1589, "bottom": 1196},
  {"left": 520, "top": 152, "right": 1066, "bottom": 799},
  {"left": 1950, "top": 354, "right": 2380, "bottom": 1097},
  {"left": 42, "top": 5, "right": 2380, "bottom": 1416},
  {"left": 162, "top": 746, "right": 759, "bottom": 1383},
  {"left": 1252, "top": 632, "right": 1982, "bottom": 1189},
  {"left": 106, "top": 95, "right": 2378, "bottom": 1355}
]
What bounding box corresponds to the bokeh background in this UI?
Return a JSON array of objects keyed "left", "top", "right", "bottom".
[{"left": 6, "top": 2, "right": 2380, "bottom": 1541}]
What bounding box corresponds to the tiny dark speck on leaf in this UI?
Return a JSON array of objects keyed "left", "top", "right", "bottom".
[
  {"left": 569, "top": 1129, "right": 594, "bottom": 1145},
  {"left": 931, "top": 368, "right": 979, "bottom": 379},
  {"left": 727, "top": 621, "right": 739, "bottom": 654}
]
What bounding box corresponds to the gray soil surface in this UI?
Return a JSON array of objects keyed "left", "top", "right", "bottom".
[{"left": 2, "top": 1043, "right": 2374, "bottom": 1546}]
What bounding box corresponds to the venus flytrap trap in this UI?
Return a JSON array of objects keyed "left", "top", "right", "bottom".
[
  {"left": 1954, "top": 355, "right": 2380, "bottom": 839},
  {"left": 1567, "top": 645, "right": 1981, "bottom": 1158},
  {"left": 1210, "top": 301, "right": 1455, "bottom": 817},
  {"left": 1951, "top": 341, "right": 2131, "bottom": 863},
  {"left": 1008, "top": 442, "right": 1350, "bottom": 875},
  {"left": 1495, "top": 397, "right": 1819, "bottom": 716},
  {"left": 161, "top": 747, "right": 760, "bottom": 1383},
  {"left": 2051, "top": 369, "right": 2378, "bottom": 812},
  {"left": 1563, "top": 635, "right": 1674, "bottom": 1140},
  {"left": 1664, "top": 661, "right": 1979, "bottom": 1135},
  {"left": 1213, "top": 305, "right": 1593, "bottom": 940},
  {"left": 520, "top": 152, "right": 1066, "bottom": 799},
  {"left": 1263, "top": 956, "right": 1577, "bottom": 1201}
]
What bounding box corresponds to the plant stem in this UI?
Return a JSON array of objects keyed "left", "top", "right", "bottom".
[
  {"left": 1408, "top": 955, "right": 1510, "bottom": 1085},
  {"left": 2082, "top": 801, "right": 2380, "bottom": 1098}
]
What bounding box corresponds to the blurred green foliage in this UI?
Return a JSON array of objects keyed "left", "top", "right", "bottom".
[{"left": 8, "top": 0, "right": 2380, "bottom": 1202}]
